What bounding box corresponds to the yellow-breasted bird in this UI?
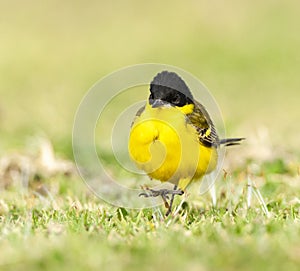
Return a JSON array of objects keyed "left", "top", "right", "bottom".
[{"left": 128, "top": 71, "right": 244, "bottom": 215}]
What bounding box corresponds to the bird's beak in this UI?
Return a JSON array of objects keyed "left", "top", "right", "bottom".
[{"left": 151, "top": 99, "right": 168, "bottom": 108}]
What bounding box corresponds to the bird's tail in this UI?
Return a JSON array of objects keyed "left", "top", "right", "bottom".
[{"left": 219, "top": 137, "right": 245, "bottom": 147}]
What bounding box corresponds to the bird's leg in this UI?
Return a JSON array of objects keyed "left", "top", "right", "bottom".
[
  {"left": 139, "top": 185, "right": 184, "bottom": 215},
  {"left": 165, "top": 185, "right": 178, "bottom": 216}
]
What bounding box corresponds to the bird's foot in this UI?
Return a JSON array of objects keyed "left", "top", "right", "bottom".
[
  {"left": 139, "top": 186, "right": 184, "bottom": 199},
  {"left": 139, "top": 186, "right": 184, "bottom": 216}
]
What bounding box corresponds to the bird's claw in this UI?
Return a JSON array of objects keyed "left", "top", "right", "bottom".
[
  {"left": 139, "top": 187, "right": 184, "bottom": 198},
  {"left": 139, "top": 186, "right": 184, "bottom": 216}
]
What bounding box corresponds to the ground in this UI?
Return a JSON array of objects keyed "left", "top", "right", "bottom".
[{"left": 0, "top": 152, "right": 299, "bottom": 271}]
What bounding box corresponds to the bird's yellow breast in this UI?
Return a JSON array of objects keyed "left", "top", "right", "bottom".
[{"left": 128, "top": 103, "right": 218, "bottom": 190}]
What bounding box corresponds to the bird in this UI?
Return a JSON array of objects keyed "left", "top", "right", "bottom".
[{"left": 128, "top": 71, "right": 244, "bottom": 215}]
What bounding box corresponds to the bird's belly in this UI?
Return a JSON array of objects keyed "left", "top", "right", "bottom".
[{"left": 129, "top": 111, "right": 218, "bottom": 185}]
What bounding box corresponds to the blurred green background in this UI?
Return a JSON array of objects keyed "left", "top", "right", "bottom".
[
  {"left": 1, "top": 0, "right": 300, "bottom": 156},
  {"left": 1, "top": 2, "right": 300, "bottom": 270}
]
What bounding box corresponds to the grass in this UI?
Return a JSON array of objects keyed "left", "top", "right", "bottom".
[{"left": 0, "top": 156, "right": 300, "bottom": 271}]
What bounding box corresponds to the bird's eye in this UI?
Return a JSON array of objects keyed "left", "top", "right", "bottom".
[{"left": 171, "top": 93, "right": 181, "bottom": 104}]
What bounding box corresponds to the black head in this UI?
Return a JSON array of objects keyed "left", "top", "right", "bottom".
[{"left": 149, "top": 71, "right": 194, "bottom": 108}]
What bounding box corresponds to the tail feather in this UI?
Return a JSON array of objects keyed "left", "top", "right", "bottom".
[{"left": 219, "top": 137, "right": 245, "bottom": 147}]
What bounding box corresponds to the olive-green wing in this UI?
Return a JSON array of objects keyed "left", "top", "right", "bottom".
[
  {"left": 186, "top": 101, "right": 219, "bottom": 147},
  {"left": 130, "top": 105, "right": 146, "bottom": 127}
]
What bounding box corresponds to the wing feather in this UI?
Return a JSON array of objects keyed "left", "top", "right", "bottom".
[
  {"left": 131, "top": 105, "right": 145, "bottom": 127},
  {"left": 186, "top": 101, "right": 220, "bottom": 147}
]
